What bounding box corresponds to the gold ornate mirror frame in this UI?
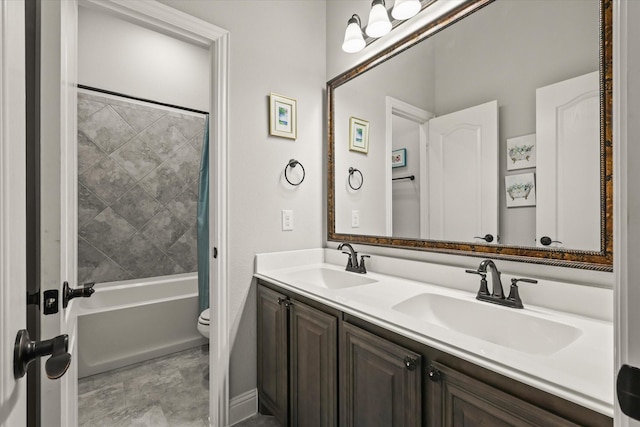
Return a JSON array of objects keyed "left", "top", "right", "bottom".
[{"left": 327, "top": 0, "right": 613, "bottom": 271}]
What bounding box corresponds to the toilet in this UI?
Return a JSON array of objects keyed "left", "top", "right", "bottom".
[{"left": 197, "top": 309, "right": 210, "bottom": 339}]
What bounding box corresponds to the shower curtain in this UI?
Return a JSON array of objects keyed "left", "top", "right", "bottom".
[{"left": 197, "top": 117, "right": 210, "bottom": 312}]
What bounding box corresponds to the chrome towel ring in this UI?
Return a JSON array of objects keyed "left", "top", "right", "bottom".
[
  {"left": 348, "top": 167, "right": 363, "bottom": 190},
  {"left": 284, "top": 159, "right": 305, "bottom": 186}
]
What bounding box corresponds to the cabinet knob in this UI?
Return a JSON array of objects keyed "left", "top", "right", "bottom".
[
  {"left": 404, "top": 356, "right": 417, "bottom": 371},
  {"left": 277, "top": 297, "right": 292, "bottom": 309},
  {"left": 427, "top": 365, "right": 442, "bottom": 382}
]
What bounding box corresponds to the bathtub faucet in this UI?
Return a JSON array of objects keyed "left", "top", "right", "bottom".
[
  {"left": 337, "top": 243, "right": 370, "bottom": 274},
  {"left": 63, "top": 281, "right": 95, "bottom": 308}
]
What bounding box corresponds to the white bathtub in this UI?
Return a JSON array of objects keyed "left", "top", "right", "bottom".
[{"left": 77, "top": 273, "right": 207, "bottom": 378}]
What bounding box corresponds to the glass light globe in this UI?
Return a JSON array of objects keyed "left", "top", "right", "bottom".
[
  {"left": 342, "top": 20, "right": 365, "bottom": 53},
  {"left": 366, "top": 1, "right": 392, "bottom": 38},
  {"left": 391, "top": 0, "right": 421, "bottom": 20}
]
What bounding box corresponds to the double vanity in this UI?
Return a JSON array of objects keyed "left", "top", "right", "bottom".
[{"left": 254, "top": 248, "right": 613, "bottom": 426}]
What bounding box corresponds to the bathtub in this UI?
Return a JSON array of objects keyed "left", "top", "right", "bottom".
[{"left": 77, "top": 273, "right": 207, "bottom": 378}]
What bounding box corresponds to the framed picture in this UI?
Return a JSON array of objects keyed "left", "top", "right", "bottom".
[
  {"left": 392, "top": 148, "right": 407, "bottom": 168},
  {"left": 506, "top": 134, "right": 536, "bottom": 170},
  {"left": 505, "top": 173, "right": 536, "bottom": 207},
  {"left": 269, "top": 93, "right": 297, "bottom": 139},
  {"left": 349, "top": 117, "right": 369, "bottom": 154}
]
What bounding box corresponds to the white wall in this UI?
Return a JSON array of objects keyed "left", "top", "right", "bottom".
[
  {"left": 78, "top": 7, "right": 210, "bottom": 111},
  {"left": 155, "top": 0, "right": 326, "bottom": 399}
]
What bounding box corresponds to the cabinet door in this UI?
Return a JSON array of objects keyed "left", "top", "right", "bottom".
[
  {"left": 340, "top": 322, "right": 422, "bottom": 427},
  {"left": 427, "top": 362, "right": 580, "bottom": 427},
  {"left": 257, "top": 285, "right": 288, "bottom": 426},
  {"left": 290, "top": 300, "right": 338, "bottom": 427}
]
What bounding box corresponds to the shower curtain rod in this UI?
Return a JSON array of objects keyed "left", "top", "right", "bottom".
[{"left": 78, "top": 84, "right": 209, "bottom": 116}]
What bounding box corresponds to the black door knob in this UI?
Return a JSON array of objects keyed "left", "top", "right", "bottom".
[
  {"left": 14, "top": 329, "right": 71, "bottom": 380},
  {"left": 62, "top": 281, "right": 95, "bottom": 308},
  {"left": 474, "top": 234, "right": 494, "bottom": 243},
  {"left": 540, "top": 236, "right": 563, "bottom": 246}
]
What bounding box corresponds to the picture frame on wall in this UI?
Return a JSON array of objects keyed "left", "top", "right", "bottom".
[
  {"left": 392, "top": 148, "right": 407, "bottom": 168},
  {"left": 506, "top": 134, "right": 536, "bottom": 170},
  {"left": 349, "top": 117, "right": 369, "bottom": 154},
  {"left": 269, "top": 93, "right": 297, "bottom": 139},
  {"left": 505, "top": 172, "right": 536, "bottom": 208}
]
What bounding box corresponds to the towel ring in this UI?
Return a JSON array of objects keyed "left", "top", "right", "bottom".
[
  {"left": 348, "top": 167, "right": 363, "bottom": 190},
  {"left": 284, "top": 159, "right": 305, "bottom": 186}
]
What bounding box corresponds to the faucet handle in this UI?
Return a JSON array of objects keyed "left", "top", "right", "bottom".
[
  {"left": 507, "top": 277, "right": 537, "bottom": 309},
  {"left": 465, "top": 269, "right": 486, "bottom": 277},
  {"left": 511, "top": 277, "right": 538, "bottom": 285},
  {"left": 465, "top": 269, "right": 489, "bottom": 296},
  {"left": 358, "top": 255, "right": 370, "bottom": 273}
]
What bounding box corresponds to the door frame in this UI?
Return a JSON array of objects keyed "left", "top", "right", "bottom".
[
  {"left": 384, "top": 97, "right": 432, "bottom": 237},
  {"left": 77, "top": 1, "right": 231, "bottom": 425},
  {"left": 0, "top": 0, "right": 27, "bottom": 426},
  {"left": 614, "top": 0, "right": 630, "bottom": 424}
]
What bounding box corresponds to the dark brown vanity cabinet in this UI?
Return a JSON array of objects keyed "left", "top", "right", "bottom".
[
  {"left": 257, "top": 281, "right": 612, "bottom": 427},
  {"left": 427, "top": 362, "right": 583, "bottom": 427},
  {"left": 257, "top": 284, "right": 338, "bottom": 427},
  {"left": 340, "top": 321, "right": 422, "bottom": 426}
]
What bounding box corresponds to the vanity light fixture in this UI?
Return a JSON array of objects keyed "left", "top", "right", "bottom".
[
  {"left": 366, "top": 0, "right": 392, "bottom": 38},
  {"left": 343, "top": 0, "right": 425, "bottom": 53},
  {"left": 391, "top": 0, "right": 421, "bottom": 20},
  {"left": 342, "top": 14, "right": 366, "bottom": 53}
]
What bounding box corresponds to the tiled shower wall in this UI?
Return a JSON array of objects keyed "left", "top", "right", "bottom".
[{"left": 77, "top": 91, "right": 206, "bottom": 284}]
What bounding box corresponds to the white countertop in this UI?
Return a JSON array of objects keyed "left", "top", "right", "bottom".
[{"left": 254, "top": 249, "right": 614, "bottom": 417}]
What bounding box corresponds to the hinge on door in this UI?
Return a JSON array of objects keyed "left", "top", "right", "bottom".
[{"left": 26, "top": 290, "right": 40, "bottom": 308}]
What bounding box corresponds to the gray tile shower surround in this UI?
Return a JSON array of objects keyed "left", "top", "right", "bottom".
[
  {"left": 77, "top": 92, "right": 206, "bottom": 284},
  {"left": 78, "top": 346, "right": 210, "bottom": 427}
]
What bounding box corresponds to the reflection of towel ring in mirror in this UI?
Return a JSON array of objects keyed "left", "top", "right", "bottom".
[
  {"left": 284, "top": 159, "right": 305, "bottom": 186},
  {"left": 348, "top": 167, "right": 363, "bottom": 190}
]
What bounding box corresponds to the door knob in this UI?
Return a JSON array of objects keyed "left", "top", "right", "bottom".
[
  {"left": 14, "top": 329, "right": 71, "bottom": 380},
  {"left": 540, "top": 236, "right": 563, "bottom": 246},
  {"left": 474, "top": 234, "right": 494, "bottom": 243},
  {"left": 62, "top": 281, "right": 95, "bottom": 308}
]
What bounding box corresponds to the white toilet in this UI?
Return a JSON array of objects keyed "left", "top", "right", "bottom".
[{"left": 197, "top": 309, "right": 210, "bottom": 339}]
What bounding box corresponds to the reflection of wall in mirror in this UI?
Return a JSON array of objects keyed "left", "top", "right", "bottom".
[
  {"left": 334, "top": 39, "right": 434, "bottom": 236},
  {"left": 432, "top": 0, "right": 598, "bottom": 246},
  {"left": 392, "top": 115, "right": 420, "bottom": 238}
]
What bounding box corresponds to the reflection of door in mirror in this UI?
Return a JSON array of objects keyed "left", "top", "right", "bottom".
[
  {"left": 427, "top": 101, "right": 499, "bottom": 243},
  {"left": 536, "top": 71, "right": 600, "bottom": 251}
]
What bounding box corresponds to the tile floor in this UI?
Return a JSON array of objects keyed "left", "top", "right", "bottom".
[
  {"left": 233, "top": 414, "right": 281, "bottom": 427},
  {"left": 78, "top": 345, "right": 209, "bottom": 426}
]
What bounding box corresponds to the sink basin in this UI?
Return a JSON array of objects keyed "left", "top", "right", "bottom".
[
  {"left": 278, "top": 267, "right": 378, "bottom": 289},
  {"left": 392, "top": 293, "right": 582, "bottom": 356}
]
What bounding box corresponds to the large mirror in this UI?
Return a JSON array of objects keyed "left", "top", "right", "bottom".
[{"left": 328, "top": 0, "right": 612, "bottom": 270}]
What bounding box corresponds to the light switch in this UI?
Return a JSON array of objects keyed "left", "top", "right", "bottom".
[
  {"left": 352, "top": 210, "right": 360, "bottom": 228},
  {"left": 282, "top": 210, "right": 294, "bottom": 231}
]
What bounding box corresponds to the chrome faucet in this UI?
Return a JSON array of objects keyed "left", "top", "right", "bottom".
[
  {"left": 466, "top": 260, "right": 537, "bottom": 309},
  {"left": 337, "top": 243, "right": 369, "bottom": 274}
]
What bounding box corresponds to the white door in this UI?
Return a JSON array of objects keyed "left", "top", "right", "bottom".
[
  {"left": 39, "top": 1, "right": 79, "bottom": 426},
  {"left": 536, "top": 71, "right": 600, "bottom": 251},
  {"left": 0, "top": 1, "right": 27, "bottom": 425},
  {"left": 427, "top": 100, "right": 499, "bottom": 243}
]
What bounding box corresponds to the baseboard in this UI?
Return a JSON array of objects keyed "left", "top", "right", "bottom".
[{"left": 228, "top": 388, "right": 258, "bottom": 426}]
